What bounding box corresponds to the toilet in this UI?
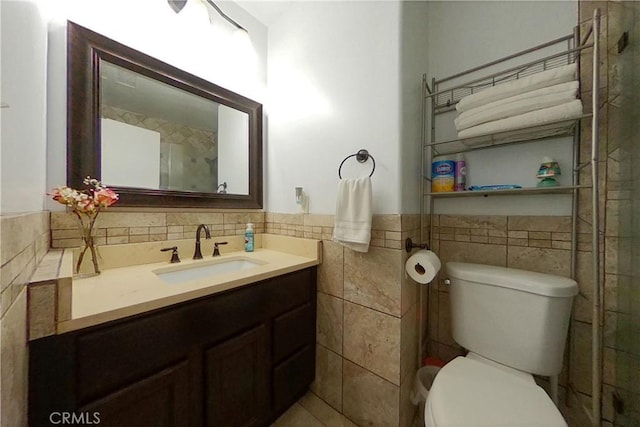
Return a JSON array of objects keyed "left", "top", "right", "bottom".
[{"left": 424, "top": 262, "right": 578, "bottom": 427}]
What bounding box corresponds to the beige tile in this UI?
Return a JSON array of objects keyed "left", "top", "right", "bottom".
[
  {"left": 569, "top": 320, "right": 592, "bottom": 395},
  {"left": 165, "top": 212, "right": 222, "bottom": 226},
  {"left": 400, "top": 367, "right": 418, "bottom": 427},
  {"left": 508, "top": 216, "right": 572, "bottom": 232},
  {"left": 318, "top": 241, "right": 344, "bottom": 298},
  {"left": 222, "top": 212, "right": 264, "bottom": 226},
  {"left": 317, "top": 292, "right": 343, "bottom": 355},
  {"left": 439, "top": 240, "right": 507, "bottom": 268},
  {"left": 1, "top": 289, "right": 28, "bottom": 427},
  {"left": 372, "top": 214, "right": 401, "bottom": 232},
  {"left": 400, "top": 303, "right": 418, "bottom": 386},
  {"left": 342, "top": 360, "right": 399, "bottom": 427},
  {"left": 27, "top": 283, "right": 57, "bottom": 340},
  {"left": 436, "top": 291, "right": 456, "bottom": 347},
  {"left": 507, "top": 246, "right": 571, "bottom": 277},
  {"left": 439, "top": 215, "right": 507, "bottom": 231},
  {"left": 344, "top": 247, "right": 402, "bottom": 316},
  {"left": 272, "top": 403, "right": 324, "bottom": 427},
  {"left": 1, "top": 212, "right": 49, "bottom": 266},
  {"left": 311, "top": 345, "right": 343, "bottom": 412},
  {"left": 344, "top": 302, "right": 401, "bottom": 385},
  {"left": 272, "top": 213, "right": 304, "bottom": 226},
  {"left": 304, "top": 214, "right": 335, "bottom": 228},
  {"left": 401, "top": 214, "right": 420, "bottom": 232},
  {"left": 99, "top": 212, "right": 166, "bottom": 228},
  {"left": 297, "top": 391, "right": 357, "bottom": 427}
]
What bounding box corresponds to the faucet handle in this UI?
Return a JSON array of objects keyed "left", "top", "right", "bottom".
[
  {"left": 213, "top": 241, "right": 228, "bottom": 257},
  {"left": 161, "top": 246, "right": 181, "bottom": 263}
]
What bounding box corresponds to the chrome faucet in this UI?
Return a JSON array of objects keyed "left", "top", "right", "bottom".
[
  {"left": 193, "top": 224, "right": 211, "bottom": 259},
  {"left": 213, "top": 241, "right": 228, "bottom": 257}
]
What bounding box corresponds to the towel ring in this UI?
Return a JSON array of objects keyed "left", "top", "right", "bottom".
[{"left": 338, "top": 149, "right": 376, "bottom": 179}]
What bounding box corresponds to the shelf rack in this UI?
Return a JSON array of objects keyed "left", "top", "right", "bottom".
[{"left": 418, "top": 9, "right": 602, "bottom": 427}]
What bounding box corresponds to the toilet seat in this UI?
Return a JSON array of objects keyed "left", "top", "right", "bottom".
[{"left": 424, "top": 356, "right": 567, "bottom": 427}]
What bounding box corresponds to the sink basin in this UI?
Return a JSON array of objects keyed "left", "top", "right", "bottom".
[{"left": 154, "top": 257, "right": 265, "bottom": 284}]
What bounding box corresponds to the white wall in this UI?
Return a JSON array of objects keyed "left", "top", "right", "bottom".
[
  {"left": 266, "top": 1, "right": 404, "bottom": 214},
  {"left": 1, "top": 0, "right": 48, "bottom": 214},
  {"left": 43, "top": 0, "right": 268, "bottom": 210},
  {"left": 400, "top": 1, "right": 429, "bottom": 213},
  {"left": 425, "top": 1, "right": 578, "bottom": 215}
]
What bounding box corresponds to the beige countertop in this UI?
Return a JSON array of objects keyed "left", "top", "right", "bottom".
[{"left": 30, "top": 235, "right": 321, "bottom": 337}]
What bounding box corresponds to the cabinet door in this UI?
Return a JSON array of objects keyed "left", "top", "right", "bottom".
[
  {"left": 204, "top": 324, "right": 269, "bottom": 427},
  {"left": 80, "top": 361, "right": 190, "bottom": 427}
]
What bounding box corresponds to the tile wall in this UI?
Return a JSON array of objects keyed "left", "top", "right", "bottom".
[
  {"left": 50, "top": 209, "right": 265, "bottom": 248},
  {"left": 266, "top": 212, "right": 423, "bottom": 427},
  {"left": 0, "top": 211, "right": 50, "bottom": 426}
]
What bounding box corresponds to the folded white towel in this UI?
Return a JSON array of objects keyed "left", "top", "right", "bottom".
[
  {"left": 456, "top": 63, "right": 577, "bottom": 113},
  {"left": 458, "top": 99, "right": 583, "bottom": 140},
  {"left": 454, "top": 81, "right": 579, "bottom": 131},
  {"left": 332, "top": 177, "right": 373, "bottom": 253}
]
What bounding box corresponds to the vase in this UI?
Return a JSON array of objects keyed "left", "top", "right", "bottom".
[{"left": 74, "top": 214, "right": 101, "bottom": 277}]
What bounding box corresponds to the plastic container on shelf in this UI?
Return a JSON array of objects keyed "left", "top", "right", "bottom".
[
  {"left": 431, "top": 157, "right": 455, "bottom": 192},
  {"left": 454, "top": 153, "right": 466, "bottom": 191}
]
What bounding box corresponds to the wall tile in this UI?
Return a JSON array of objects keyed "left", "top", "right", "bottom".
[
  {"left": 440, "top": 215, "right": 507, "bottom": 231},
  {"left": 372, "top": 214, "right": 401, "bottom": 232},
  {"left": 311, "top": 345, "right": 343, "bottom": 412},
  {"left": 27, "top": 283, "right": 56, "bottom": 340},
  {"left": 439, "top": 240, "right": 507, "bottom": 268},
  {"left": 508, "top": 216, "right": 572, "bottom": 232},
  {"left": 507, "top": 246, "right": 571, "bottom": 277},
  {"left": 343, "top": 302, "right": 401, "bottom": 385},
  {"left": 318, "top": 240, "right": 344, "bottom": 298},
  {"left": 400, "top": 303, "right": 418, "bottom": 386},
  {"left": 317, "top": 292, "right": 343, "bottom": 355},
  {"left": 1, "top": 289, "right": 28, "bottom": 427},
  {"left": 344, "top": 247, "right": 402, "bottom": 316},
  {"left": 342, "top": 360, "right": 399, "bottom": 427},
  {"left": 166, "top": 212, "right": 223, "bottom": 226}
]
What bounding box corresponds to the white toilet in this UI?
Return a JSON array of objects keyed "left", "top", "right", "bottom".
[{"left": 424, "top": 262, "right": 578, "bottom": 427}]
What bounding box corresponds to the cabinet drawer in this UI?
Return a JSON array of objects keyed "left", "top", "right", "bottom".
[
  {"left": 272, "top": 344, "right": 315, "bottom": 412},
  {"left": 273, "top": 303, "right": 315, "bottom": 364}
]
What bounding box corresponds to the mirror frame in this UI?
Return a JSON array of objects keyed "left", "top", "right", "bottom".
[{"left": 67, "top": 21, "right": 263, "bottom": 208}]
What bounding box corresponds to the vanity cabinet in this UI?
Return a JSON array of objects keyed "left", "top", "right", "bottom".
[{"left": 29, "top": 267, "right": 317, "bottom": 427}]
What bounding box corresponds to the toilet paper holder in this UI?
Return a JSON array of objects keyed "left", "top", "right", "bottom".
[{"left": 405, "top": 238, "right": 429, "bottom": 253}]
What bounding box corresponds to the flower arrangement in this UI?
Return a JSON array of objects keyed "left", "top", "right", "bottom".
[{"left": 50, "top": 177, "right": 119, "bottom": 275}]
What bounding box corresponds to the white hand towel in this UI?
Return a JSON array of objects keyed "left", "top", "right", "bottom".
[{"left": 332, "top": 177, "right": 372, "bottom": 253}]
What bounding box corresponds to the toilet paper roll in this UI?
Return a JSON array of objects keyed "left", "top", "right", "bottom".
[{"left": 405, "top": 250, "right": 441, "bottom": 284}]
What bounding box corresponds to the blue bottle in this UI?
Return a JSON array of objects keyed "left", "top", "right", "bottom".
[{"left": 244, "top": 223, "right": 254, "bottom": 252}]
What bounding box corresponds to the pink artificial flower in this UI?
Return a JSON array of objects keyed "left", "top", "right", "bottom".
[{"left": 94, "top": 188, "right": 119, "bottom": 207}]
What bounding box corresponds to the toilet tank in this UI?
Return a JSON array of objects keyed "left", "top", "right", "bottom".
[{"left": 446, "top": 262, "right": 578, "bottom": 376}]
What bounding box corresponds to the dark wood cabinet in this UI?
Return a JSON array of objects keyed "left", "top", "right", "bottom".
[
  {"left": 29, "top": 268, "right": 316, "bottom": 427},
  {"left": 204, "top": 324, "right": 269, "bottom": 427}
]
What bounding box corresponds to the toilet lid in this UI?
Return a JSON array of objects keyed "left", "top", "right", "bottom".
[{"left": 425, "top": 357, "right": 567, "bottom": 427}]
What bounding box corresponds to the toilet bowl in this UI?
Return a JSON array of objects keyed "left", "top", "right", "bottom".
[
  {"left": 424, "top": 355, "right": 567, "bottom": 426},
  {"left": 423, "top": 262, "right": 577, "bottom": 427}
]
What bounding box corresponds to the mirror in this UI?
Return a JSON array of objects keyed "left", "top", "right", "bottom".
[{"left": 67, "top": 21, "right": 263, "bottom": 208}]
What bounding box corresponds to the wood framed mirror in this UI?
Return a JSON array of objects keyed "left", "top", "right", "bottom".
[{"left": 67, "top": 21, "right": 263, "bottom": 208}]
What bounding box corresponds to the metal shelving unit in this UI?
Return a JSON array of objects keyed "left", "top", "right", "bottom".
[{"left": 419, "top": 9, "right": 602, "bottom": 427}]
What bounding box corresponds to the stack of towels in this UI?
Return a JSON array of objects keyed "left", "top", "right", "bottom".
[{"left": 454, "top": 63, "right": 583, "bottom": 140}]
